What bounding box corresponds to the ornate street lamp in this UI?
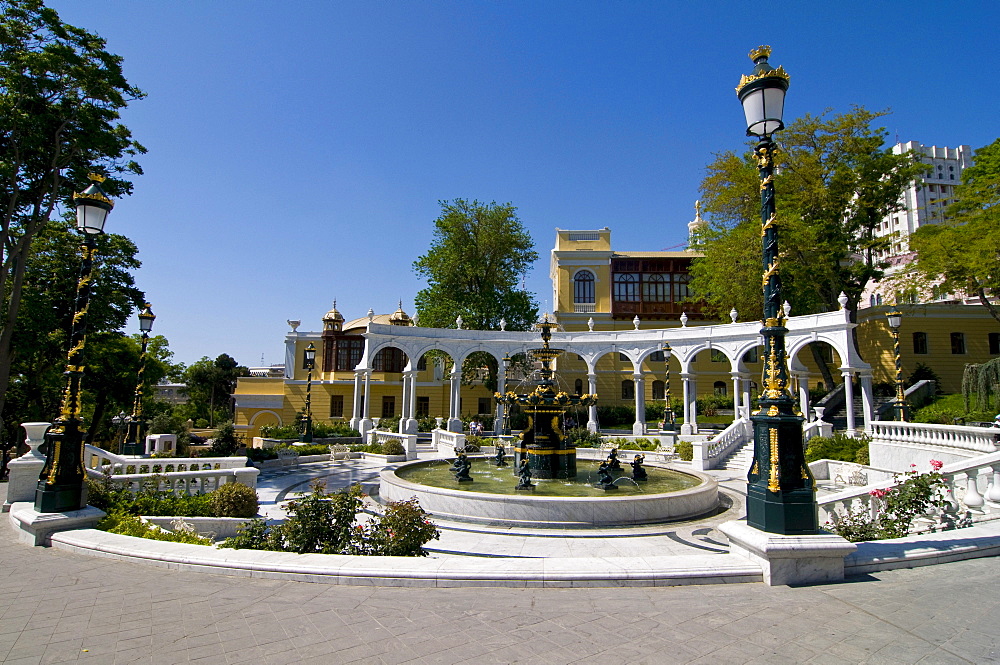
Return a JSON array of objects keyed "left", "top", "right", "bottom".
[
  {"left": 736, "top": 47, "right": 817, "bottom": 534},
  {"left": 500, "top": 353, "right": 512, "bottom": 435},
  {"left": 301, "top": 342, "right": 316, "bottom": 443},
  {"left": 35, "top": 174, "right": 113, "bottom": 513},
  {"left": 662, "top": 343, "right": 675, "bottom": 430},
  {"left": 123, "top": 304, "right": 155, "bottom": 455},
  {"left": 885, "top": 304, "right": 909, "bottom": 422}
]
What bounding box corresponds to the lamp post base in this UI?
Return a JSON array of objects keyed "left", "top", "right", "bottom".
[
  {"left": 34, "top": 481, "right": 87, "bottom": 514},
  {"left": 746, "top": 484, "right": 818, "bottom": 535}
]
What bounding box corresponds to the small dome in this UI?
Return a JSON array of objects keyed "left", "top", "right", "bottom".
[
  {"left": 323, "top": 300, "right": 344, "bottom": 323},
  {"left": 389, "top": 301, "right": 412, "bottom": 326}
]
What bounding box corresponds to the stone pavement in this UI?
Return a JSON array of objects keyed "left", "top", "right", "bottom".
[{"left": 3, "top": 481, "right": 1000, "bottom": 663}]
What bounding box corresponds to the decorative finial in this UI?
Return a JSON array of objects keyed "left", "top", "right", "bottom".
[
  {"left": 587, "top": 317, "right": 594, "bottom": 332},
  {"left": 633, "top": 315, "right": 640, "bottom": 330},
  {"left": 694, "top": 200, "right": 702, "bottom": 219},
  {"left": 367, "top": 308, "right": 374, "bottom": 321},
  {"left": 456, "top": 315, "right": 463, "bottom": 329},
  {"left": 730, "top": 307, "right": 738, "bottom": 324},
  {"left": 287, "top": 319, "right": 300, "bottom": 332},
  {"left": 680, "top": 312, "right": 688, "bottom": 328},
  {"left": 748, "top": 45, "right": 772, "bottom": 62},
  {"left": 87, "top": 172, "right": 107, "bottom": 183},
  {"left": 838, "top": 292, "right": 849, "bottom": 310},
  {"left": 782, "top": 301, "right": 791, "bottom": 318},
  {"left": 499, "top": 317, "right": 507, "bottom": 331}
]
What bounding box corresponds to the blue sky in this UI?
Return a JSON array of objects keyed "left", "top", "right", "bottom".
[{"left": 49, "top": 1, "right": 999, "bottom": 367}]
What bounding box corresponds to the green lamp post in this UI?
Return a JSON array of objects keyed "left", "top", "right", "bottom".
[
  {"left": 123, "top": 303, "right": 155, "bottom": 456},
  {"left": 736, "top": 46, "right": 818, "bottom": 534},
  {"left": 35, "top": 174, "right": 113, "bottom": 513},
  {"left": 885, "top": 304, "right": 909, "bottom": 422},
  {"left": 301, "top": 343, "right": 316, "bottom": 443}
]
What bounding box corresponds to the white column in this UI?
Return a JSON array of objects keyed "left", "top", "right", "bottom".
[
  {"left": 688, "top": 376, "right": 698, "bottom": 434},
  {"left": 587, "top": 371, "right": 598, "bottom": 433},
  {"left": 361, "top": 370, "right": 373, "bottom": 437},
  {"left": 731, "top": 372, "right": 742, "bottom": 423},
  {"left": 350, "top": 371, "right": 364, "bottom": 430},
  {"left": 741, "top": 377, "right": 751, "bottom": 420},
  {"left": 795, "top": 373, "right": 811, "bottom": 421},
  {"left": 405, "top": 370, "right": 419, "bottom": 434},
  {"left": 495, "top": 366, "right": 506, "bottom": 435},
  {"left": 633, "top": 372, "right": 646, "bottom": 435},
  {"left": 447, "top": 370, "right": 462, "bottom": 432},
  {"left": 858, "top": 371, "right": 874, "bottom": 432},
  {"left": 680, "top": 373, "right": 695, "bottom": 435},
  {"left": 841, "top": 371, "right": 856, "bottom": 435},
  {"left": 399, "top": 372, "right": 410, "bottom": 433}
]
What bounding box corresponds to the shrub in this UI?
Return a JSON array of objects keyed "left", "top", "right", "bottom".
[
  {"left": 565, "top": 426, "right": 602, "bottom": 448},
  {"left": 219, "top": 482, "right": 440, "bottom": 557},
  {"left": 417, "top": 416, "right": 437, "bottom": 432},
  {"left": 462, "top": 435, "right": 485, "bottom": 453},
  {"left": 362, "top": 498, "right": 440, "bottom": 556},
  {"left": 827, "top": 463, "right": 952, "bottom": 542},
  {"left": 259, "top": 423, "right": 300, "bottom": 439},
  {"left": 804, "top": 432, "right": 870, "bottom": 464},
  {"left": 907, "top": 362, "right": 942, "bottom": 393},
  {"left": 675, "top": 440, "right": 693, "bottom": 461},
  {"left": 628, "top": 437, "right": 659, "bottom": 451},
  {"left": 381, "top": 440, "right": 406, "bottom": 456},
  {"left": 374, "top": 416, "right": 400, "bottom": 432},
  {"left": 911, "top": 393, "right": 995, "bottom": 425},
  {"left": 211, "top": 482, "right": 259, "bottom": 518},
  {"left": 195, "top": 418, "right": 209, "bottom": 428},
  {"left": 98, "top": 511, "right": 212, "bottom": 545},
  {"left": 596, "top": 405, "right": 634, "bottom": 428}
]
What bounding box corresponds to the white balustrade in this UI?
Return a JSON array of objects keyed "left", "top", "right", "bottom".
[
  {"left": 692, "top": 418, "right": 752, "bottom": 470},
  {"left": 88, "top": 466, "right": 259, "bottom": 494},
  {"left": 84, "top": 444, "right": 246, "bottom": 476},
  {"left": 373, "top": 430, "right": 418, "bottom": 459},
  {"left": 868, "top": 421, "right": 999, "bottom": 454},
  {"left": 432, "top": 428, "right": 466, "bottom": 456},
  {"left": 818, "top": 450, "right": 1000, "bottom": 529}
]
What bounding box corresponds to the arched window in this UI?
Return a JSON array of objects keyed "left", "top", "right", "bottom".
[
  {"left": 574, "top": 270, "right": 595, "bottom": 304},
  {"left": 621, "top": 380, "right": 635, "bottom": 400},
  {"left": 613, "top": 273, "right": 639, "bottom": 302},
  {"left": 713, "top": 381, "right": 727, "bottom": 396},
  {"left": 642, "top": 273, "right": 669, "bottom": 302},
  {"left": 652, "top": 380, "right": 665, "bottom": 400},
  {"left": 574, "top": 379, "right": 583, "bottom": 395}
]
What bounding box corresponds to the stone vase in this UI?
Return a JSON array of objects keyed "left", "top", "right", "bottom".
[{"left": 21, "top": 422, "right": 51, "bottom": 459}]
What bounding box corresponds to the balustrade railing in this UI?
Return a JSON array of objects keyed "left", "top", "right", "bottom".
[
  {"left": 373, "top": 430, "right": 418, "bottom": 459},
  {"left": 868, "top": 421, "right": 999, "bottom": 454},
  {"left": 87, "top": 466, "right": 260, "bottom": 494},
  {"left": 691, "top": 417, "right": 752, "bottom": 470},
  {"left": 84, "top": 444, "right": 246, "bottom": 475},
  {"left": 819, "top": 450, "right": 1000, "bottom": 530},
  {"left": 432, "top": 429, "right": 466, "bottom": 455}
]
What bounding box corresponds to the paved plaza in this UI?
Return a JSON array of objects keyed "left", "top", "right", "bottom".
[{"left": 3, "top": 464, "right": 1000, "bottom": 664}]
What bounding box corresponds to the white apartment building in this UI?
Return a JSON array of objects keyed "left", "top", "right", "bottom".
[{"left": 864, "top": 141, "right": 972, "bottom": 307}]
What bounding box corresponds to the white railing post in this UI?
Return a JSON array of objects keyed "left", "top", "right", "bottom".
[{"left": 963, "top": 469, "right": 985, "bottom": 511}]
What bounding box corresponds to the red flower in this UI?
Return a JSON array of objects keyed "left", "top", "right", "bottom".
[
  {"left": 929, "top": 459, "right": 943, "bottom": 471},
  {"left": 869, "top": 488, "right": 888, "bottom": 498}
]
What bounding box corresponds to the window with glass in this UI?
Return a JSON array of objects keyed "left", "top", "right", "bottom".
[
  {"left": 649, "top": 350, "right": 664, "bottom": 362},
  {"left": 673, "top": 273, "right": 690, "bottom": 301},
  {"left": 713, "top": 381, "right": 727, "bottom": 396},
  {"left": 913, "top": 332, "right": 928, "bottom": 355},
  {"left": 329, "top": 395, "right": 344, "bottom": 418},
  {"left": 990, "top": 332, "right": 1000, "bottom": 355},
  {"left": 381, "top": 396, "right": 395, "bottom": 418},
  {"left": 613, "top": 273, "right": 639, "bottom": 302},
  {"left": 477, "top": 398, "right": 492, "bottom": 415},
  {"left": 621, "top": 380, "right": 635, "bottom": 400},
  {"left": 951, "top": 332, "right": 966, "bottom": 354},
  {"left": 416, "top": 396, "right": 430, "bottom": 417},
  {"left": 574, "top": 379, "right": 583, "bottom": 395},
  {"left": 744, "top": 347, "right": 759, "bottom": 363},
  {"left": 652, "top": 380, "right": 664, "bottom": 400},
  {"left": 641, "top": 273, "right": 669, "bottom": 302},
  {"left": 335, "top": 337, "right": 364, "bottom": 371},
  {"left": 710, "top": 350, "right": 726, "bottom": 363},
  {"left": 574, "top": 270, "right": 595, "bottom": 304},
  {"left": 373, "top": 347, "right": 405, "bottom": 372},
  {"left": 417, "top": 355, "right": 427, "bottom": 371}
]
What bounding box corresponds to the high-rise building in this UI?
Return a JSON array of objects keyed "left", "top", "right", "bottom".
[{"left": 864, "top": 141, "right": 972, "bottom": 307}]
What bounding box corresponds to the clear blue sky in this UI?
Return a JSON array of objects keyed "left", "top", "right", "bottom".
[{"left": 49, "top": 1, "right": 999, "bottom": 367}]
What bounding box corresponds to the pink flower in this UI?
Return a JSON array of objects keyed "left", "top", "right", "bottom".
[
  {"left": 929, "top": 460, "right": 943, "bottom": 471},
  {"left": 869, "top": 488, "right": 888, "bottom": 498},
  {"left": 910, "top": 464, "right": 917, "bottom": 468}
]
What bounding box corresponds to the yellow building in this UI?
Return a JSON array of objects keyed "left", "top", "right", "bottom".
[{"left": 235, "top": 228, "right": 998, "bottom": 438}]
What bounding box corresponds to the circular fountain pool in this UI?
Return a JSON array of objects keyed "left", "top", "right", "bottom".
[{"left": 380, "top": 457, "right": 719, "bottom": 527}]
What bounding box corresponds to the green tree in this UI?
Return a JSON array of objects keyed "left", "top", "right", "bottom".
[
  {"left": 181, "top": 353, "right": 249, "bottom": 426},
  {"left": 2, "top": 217, "right": 149, "bottom": 442},
  {"left": 0, "top": 0, "right": 145, "bottom": 423},
  {"left": 413, "top": 199, "right": 539, "bottom": 390},
  {"left": 690, "top": 107, "right": 926, "bottom": 388},
  {"left": 910, "top": 138, "right": 1000, "bottom": 324}
]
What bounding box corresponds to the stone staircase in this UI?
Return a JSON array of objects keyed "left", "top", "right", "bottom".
[
  {"left": 828, "top": 393, "right": 894, "bottom": 431},
  {"left": 718, "top": 439, "right": 754, "bottom": 472}
]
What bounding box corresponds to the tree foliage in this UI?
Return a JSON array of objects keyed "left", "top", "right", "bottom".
[
  {"left": 910, "top": 138, "right": 1000, "bottom": 324},
  {"left": 1, "top": 217, "right": 161, "bottom": 444},
  {"left": 0, "top": 0, "right": 145, "bottom": 421},
  {"left": 691, "top": 107, "right": 926, "bottom": 320},
  {"left": 180, "top": 354, "right": 249, "bottom": 426},
  {"left": 413, "top": 199, "right": 539, "bottom": 390}
]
